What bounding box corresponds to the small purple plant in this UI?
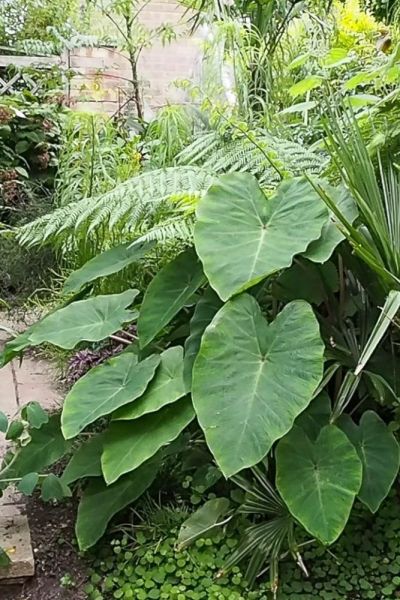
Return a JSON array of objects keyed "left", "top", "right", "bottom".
[{"left": 66, "top": 324, "right": 137, "bottom": 386}]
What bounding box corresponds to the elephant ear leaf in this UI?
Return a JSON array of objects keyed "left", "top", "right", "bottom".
[
  {"left": 276, "top": 424, "right": 362, "bottom": 545},
  {"left": 194, "top": 173, "right": 328, "bottom": 300},
  {"left": 76, "top": 457, "right": 160, "bottom": 551},
  {"left": 114, "top": 346, "right": 188, "bottom": 421},
  {"left": 101, "top": 397, "right": 195, "bottom": 484},
  {"left": 183, "top": 287, "right": 222, "bottom": 388},
  {"left": 192, "top": 294, "right": 325, "bottom": 477},
  {"left": 138, "top": 248, "right": 205, "bottom": 348},
  {"left": 63, "top": 240, "right": 155, "bottom": 295},
  {"left": 295, "top": 391, "right": 331, "bottom": 441},
  {"left": 303, "top": 183, "right": 358, "bottom": 263},
  {"left": 339, "top": 411, "right": 400, "bottom": 513},
  {"left": 0, "top": 290, "right": 139, "bottom": 365},
  {"left": 62, "top": 353, "right": 160, "bottom": 439}
]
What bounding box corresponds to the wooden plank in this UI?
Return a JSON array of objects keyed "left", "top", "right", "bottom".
[{"left": 0, "top": 55, "right": 63, "bottom": 68}]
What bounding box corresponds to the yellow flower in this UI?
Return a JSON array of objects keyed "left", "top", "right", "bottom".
[{"left": 334, "top": 0, "right": 382, "bottom": 47}]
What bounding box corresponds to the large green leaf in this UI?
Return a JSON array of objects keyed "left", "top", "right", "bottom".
[
  {"left": 63, "top": 240, "right": 155, "bottom": 295},
  {"left": 276, "top": 425, "right": 362, "bottom": 545},
  {"left": 76, "top": 457, "right": 160, "bottom": 551},
  {"left": 194, "top": 174, "right": 328, "bottom": 301},
  {"left": 273, "top": 260, "right": 339, "bottom": 305},
  {"left": 102, "top": 398, "right": 194, "bottom": 484},
  {"left": 192, "top": 294, "right": 324, "bottom": 477},
  {"left": 295, "top": 392, "right": 331, "bottom": 441},
  {"left": 61, "top": 434, "right": 104, "bottom": 485},
  {"left": 339, "top": 411, "right": 400, "bottom": 513},
  {"left": 5, "top": 415, "right": 70, "bottom": 478},
  {"left": 114, "top": 346, "right": 187, "bottom": 421},
  {"left": 289, "top": 75, "right": 323, "bottom": 97},
  {"left": 28, "top": 290, "right": 138, "bottom": 348},
  {"left": 62, "top": 353, "right": 160, "bottom": 439},
  {"left": 304, "top": 184, "right": 358, "bottom": 263},
  {"left": 176, "top": 497, "right": 231, "bottom": 550},
  {"left": 183, "top": 287, "right": 222, "bottom": 388},
  {"left": 1, "top": 290, "right": 138, "bottom": 365},
  {"left": 138, "top": 248, "right": 205, "bottom": 348}
]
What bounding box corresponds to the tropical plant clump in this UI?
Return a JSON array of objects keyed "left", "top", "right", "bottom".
[{"left": 2, "top": 0, "right": 400, "bottom": 597}]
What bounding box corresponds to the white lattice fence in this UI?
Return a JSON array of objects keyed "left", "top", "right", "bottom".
[{"left": 0, "top": 55, "right": 64, "bottom": 96}]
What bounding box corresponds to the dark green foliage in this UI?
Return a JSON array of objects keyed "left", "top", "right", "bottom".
[
  {"left": 0, "top": 89, "right": 63, "bottom": 302},
  {"left": 367, "top": 0, "right": 397, "bottom": 21}
]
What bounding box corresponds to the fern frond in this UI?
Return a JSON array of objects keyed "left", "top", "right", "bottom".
[
  {"left": 17, "top": 167, "right": 214, "bottom": 249},
  {"left": 178, "top": 128, "right": 325, "bottom": 186},
  {"left": 134, "top": 214, "right": 195, "bottom": 245},
  {"left": 177, "top": 131, "right": 221, "bottom": 165}
]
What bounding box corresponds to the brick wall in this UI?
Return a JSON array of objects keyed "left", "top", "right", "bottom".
[{"left": 67, "top": 0, "right": 202, "bottom": 115}]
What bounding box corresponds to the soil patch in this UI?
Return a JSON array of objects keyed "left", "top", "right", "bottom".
[{"left": 1, "top": 494, "right": 88, "bottom": 600}]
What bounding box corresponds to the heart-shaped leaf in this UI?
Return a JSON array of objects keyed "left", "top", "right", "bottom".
[
  {"left": 339, "top": 411, "right": 400, "bottom": 513},
  {"left": 22, "top": 402, "right": 49, "bottom": 429},
  {"left": 28, "top": 290, "right": 139, "bottom": 349},
  {"left": 17, "top": 472, "right": 39, "bottom": 496},
  {"left": 114, "top": 346, "right": 188, "bottom": 421},
  {"left": 41, "top": 474, "right": 71, "bottom": 502},
  {"left": 63, "top": 240, "right": 155, "bottom": 295},
  {"left": 192, "top": 294, "right": 324, "bottom": 477},
  {"left": 194, "top": 174, "right": 328, "bottom": 301},
  {"left": 276, "top": 425, "right": 362, "bottom": 545},
  {"left": 102, "top": 397, "right": 194, "bottom": 484},
  {"left": 62, "top": 353, "right": 160, "bottom": 439},
  {"left": 138, "top": 248, "right": 205, "bottom": 348}
]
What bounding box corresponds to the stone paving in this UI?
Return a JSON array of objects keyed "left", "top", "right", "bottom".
[{"left": 0, "top": 323, "right": 62, "bottom": 581}]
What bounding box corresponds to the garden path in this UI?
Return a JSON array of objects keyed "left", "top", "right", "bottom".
[{"left": 0, "top": 319, "right": 62, "bottom": 582}]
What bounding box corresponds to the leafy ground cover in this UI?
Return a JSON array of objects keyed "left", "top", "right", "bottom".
[{"left": 83, "top": 491, "right": 400, "bottom": 600}]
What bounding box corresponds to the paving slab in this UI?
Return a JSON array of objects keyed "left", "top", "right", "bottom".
[
  {"left": 0, "top": 504, "right": 34, "bottom": 581},
  {"left": 0, "top": 364, "right": 18, "bottom": 460},
  {"left": 0, "top": 313, "right": 64, "bottom": 581},
  {"left": 13, "top": 358, "right": 62, "bottom": 412}
]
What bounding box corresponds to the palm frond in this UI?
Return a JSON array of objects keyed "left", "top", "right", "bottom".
[{"left": 223, "top": 467, "right": 301, "bottom": 594}]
